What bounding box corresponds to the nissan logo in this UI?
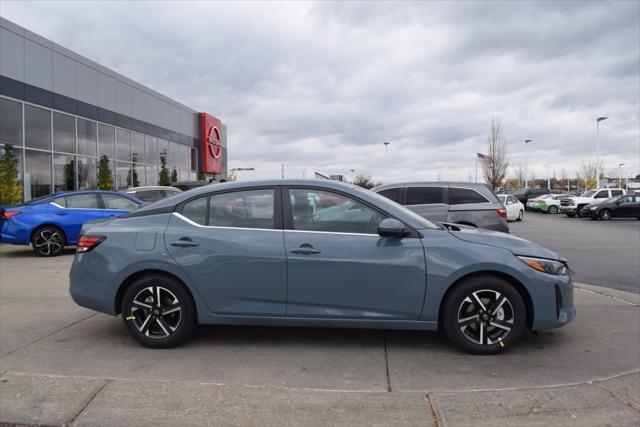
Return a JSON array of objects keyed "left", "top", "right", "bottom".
[{"left": 207, "top": 126, "right": 222, "bottom": 159}]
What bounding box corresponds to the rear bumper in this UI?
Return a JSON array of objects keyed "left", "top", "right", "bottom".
[{"left": 0, "top": 220, "right": 31, "bottom": 245}]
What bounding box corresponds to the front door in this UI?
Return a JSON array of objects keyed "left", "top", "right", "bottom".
[
  {"left": 49, "top": 193, "right": 104, "bottom": 244},
  {"left": 283, "top": 187, "right": 427, "bottom": 320},
  {"left": 166, "top": 187, "right": 287, "bottom": 316}
]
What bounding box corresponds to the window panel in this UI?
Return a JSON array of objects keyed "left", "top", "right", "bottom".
[
  {"left": 24, "top": 104, "right": 51, "bottom": 150},
  {"left": 24, "top": 149, "right": 52, "bottom": 200},
  {"left": 169, "top": 141, "right": 179, "bottom": 169},
  {"left": 77, "top": 156, "right": 96, "bottom": 190},
  {"left": 180, "top": 144, "right": 190, "bottom": 171},
  {"left": 449, "top": 188, "right": 488, "bottom": 205},
  {"left": 66, "top": 194, "right": 99, "bottom": 209},
  {"left": 190, "top": 147, "right": 197, "bottom": 171},
  {"left": 209, "top": 189, "right": 275, "bottom": 229},
  {"left": 77, "top": 118, "right": 97, "bottom": 156},
  {"left": 131, "top": 132, "right": 145, "bottom": 164},
  {"left": 52, "top": 196, "right": 67, "bottom": 207},
  {"left": 2, "top": 145, "right": 23, "bottom": 202},
  {"left": 116, "top": 128, "right": 131, "bottom": 161},
  {"left": 135, "top": 189, "right": 165, "bottom": 203},
  {"left": 145, "top": 135, "right": 157, "bottom": 166},
  {"left": 98, "top": 123, "right": 115, "bottom": 159},
  {"left": 406, "top": 187, "right": 444, "bottom": 205},
  {"left": 595, "top": 191, "right": 609, "bottom": 199},
  {"left": 182, "top": 196, "right": 208, "bottom": 225},
  {"left": 52, "top": 112, "right": 75, "bottom": 154},
  {"left": 53, "top": 153, "right": 76, "bottom": 192},
  {"left": 114, "top": 161, "right": 130, "bottom": 190},
  {"left": 101, "top": 193, "right": 139, "bottom": 210},
  {"left": 130, "top": 162, "right": 144, "bottom": 187},
  {"left": 146, "top": 164, "right": 158, "bottom": 186},
  {"left": 158, "top": 139, "right": 169, "bottom": 168},
  {"left": 377, "top": 187, "right": 402, "bottom": 203},
  {"left": 0, "top": 97, "right": 22, "bottom": 145},
  {"left": 288, "top": 189, "right": 383, "bottom": 234}
]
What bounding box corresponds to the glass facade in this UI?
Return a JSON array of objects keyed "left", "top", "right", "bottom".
[{"left": 0, "top": 95, "right": 198, "bottom": 202}]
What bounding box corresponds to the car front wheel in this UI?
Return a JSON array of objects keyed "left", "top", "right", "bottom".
[
  {"left": 442, "top": 275, "right": 526, "bottom": 355},
  {"left": 517, "top": 210, "right": 524, "bottom": 221},
  {"left": 548, "top": 205, "right": 558, "bottom": 214},
  {"left": 121, "top": 275, "right": 195, "bottom": 348},
  {"left": 599, "top": 209, "right": 612, "bottom": 220},
  {"left": 31, "top": 226, "right": 66, "bottom": 257}
]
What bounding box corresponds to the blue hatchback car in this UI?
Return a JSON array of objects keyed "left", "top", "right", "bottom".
[
  {"left": 1, "top": 190, "right": 142, "bottom": 257},
  {"left": 69, "top": 180, "right": 575, "bottom": 354}
]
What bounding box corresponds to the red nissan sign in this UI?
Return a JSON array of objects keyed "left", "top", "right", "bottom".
[{"left": 200, "top": 112, "right": 223, "bottom": 174}]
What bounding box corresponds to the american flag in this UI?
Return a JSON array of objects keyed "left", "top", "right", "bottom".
[{"left": 477, "top": 153, "right": 492, "bottom": 162}]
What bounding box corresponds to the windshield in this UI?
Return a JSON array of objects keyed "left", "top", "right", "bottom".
[{"left": 580, "top": 190, "right": 596, "bottom": 197}]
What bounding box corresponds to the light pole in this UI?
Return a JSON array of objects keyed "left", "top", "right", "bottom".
[
  {"left": 383, "top": 141, "right": 390, "bottom": 182},
  {"left": 524, "top": 139, "right": 532, "bottom": 188},
  {"left": 618, "top": 163, "right": 625, "bottom": 188},
  {"left": 596, "top": 116, "right": 608, "bottom": 188},
  {"left": 230, "top": 167, "right": 255, "bottom": 180}
]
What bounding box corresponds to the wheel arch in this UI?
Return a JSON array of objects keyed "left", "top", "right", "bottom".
[
  {"left": 114, "top": 269, "right": 198, "bottom": 318},
  {"left": 437, "top": 270, "right": 534, "bottom": 329}
]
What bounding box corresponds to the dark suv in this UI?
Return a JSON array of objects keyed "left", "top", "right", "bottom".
[
  {"left": 511, "top": 188, "right": 549, "bottom": 204},
  {"left": 372, "top": 182, "right": 509, "bottom": 232}
]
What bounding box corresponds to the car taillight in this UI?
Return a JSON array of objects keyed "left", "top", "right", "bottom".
[
  {"left": 0, "top": 210, "right": 21, "bottom": 220},
  {"left": 77, "top": 235, "right": 106, "bottom": 253},
  {"left": 496, "top": 208, "right": 507, "bottom": 218}
]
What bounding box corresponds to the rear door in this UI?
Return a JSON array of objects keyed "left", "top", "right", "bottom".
[
  {"left": 614, "top": 195, "right": 637, "bottom": 218},
  {"left": 49, "top": 194, "right": 103, "bottom": 243},
  {"left": 404, "top": 185, "right": 449, "bottom": 222},
  {"left": 99, "top": 193, "right": 140, "bottom": 218},
  {"left": 165, "top": 187, "right": 287, "bottom": 316}
]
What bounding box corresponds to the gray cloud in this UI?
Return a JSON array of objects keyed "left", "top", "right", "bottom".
[{"left": 1, "top": 0, "right": 638, "bottom": 182}]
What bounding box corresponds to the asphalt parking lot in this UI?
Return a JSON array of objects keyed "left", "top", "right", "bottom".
[
  {"left": 1, "top": 237, "right": 639, "bottom": 426},
  {"left": 510, "top": 212, "right": 640, "bottom": 294}
]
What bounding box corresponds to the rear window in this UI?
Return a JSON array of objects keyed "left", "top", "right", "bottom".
[
  {"left": 449, "top": 188, "right": 488, "bottom": 205},
  {"left": 67, "top": 194, "right": 99, "bottom": 209},
  {"left": 51, "top": 197, "right": 67, "bottom": 207},
  {"left": 595, "top": 191, "right": 609, "bottom": 199},
  {"left": 377, "top": 187, "right": 402, "bottom": 203},
  {"left": 182, "top": 196, "right": 208, "bottom": 225},
  {"left": 611, "top": 190, "right": 623, "bottom": 196},
  {"left": 136, "top": 190, "right": 165, "bottom": 202},
  {"left": 406, "top": 187, "right": 444, "bottom": 205}
]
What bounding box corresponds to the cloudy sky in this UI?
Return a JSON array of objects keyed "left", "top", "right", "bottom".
[{"left": 2, "top": 0, "right": 639, "bottom": 183}]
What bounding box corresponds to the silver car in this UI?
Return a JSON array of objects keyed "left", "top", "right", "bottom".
[
  {"left": 124, "top": 186, "right": 182, "bottom": 203},
  {"left": 372, "top": 182, "right": 509, "bottom": 232}
]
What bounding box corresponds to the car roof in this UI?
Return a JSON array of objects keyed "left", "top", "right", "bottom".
[
  {"left": 372, "top": 181, "right": 491, "bottom": 191},
  {"left": 26, "top": 190, "right": 141, "bottom": 205},
  {"left": 125, "top": 186, "right": 181, "bottom": 192}
]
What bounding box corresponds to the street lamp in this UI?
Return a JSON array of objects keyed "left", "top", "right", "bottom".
[
  {"left": 230, "top": 167, "right": 256, "bottom": 180},
  {"left": 618, "top": 163, "right": 625, "bottom": 188},
  {"left": 524, "top": 140, "right": 532, "bottom": 189},
  {"left": 596, "top": 116, "right": 608, "bottom": 188},
  {"left": 383, "top": 141, "right": 390, "bottom": 182}
]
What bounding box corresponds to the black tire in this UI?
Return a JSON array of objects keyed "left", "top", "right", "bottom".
[
  {"left": 30, "top": 226, "right": 66, "bottom": 257},
  {"left": 566, "top": 213, "right": 575, "bottom": 218},
  {"left": 517, "top": 210, "right": 524, "bottom": 221},
  {"left": 576, "top": 205, "right": 587, "bottom": 217},
  {"left": 599, "top": 209, "right": 612, "bottom": 221},
  {"left": 121, "top": 274, "right": 196, "bottom": 348},
  {"left": 548, "top": 205, "right": 558, "bottom": 214},
  {"left": 442, "top": 275, "right": 526, "bottom": 355}
]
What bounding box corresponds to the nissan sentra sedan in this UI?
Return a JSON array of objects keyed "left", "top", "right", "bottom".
[{"left": 69, "top": 180, "right": 575, "bottom": 354}]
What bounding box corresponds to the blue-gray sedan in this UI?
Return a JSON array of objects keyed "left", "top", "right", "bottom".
[{"left": 69, "top": 180, "right": 575, "bottom": 354}]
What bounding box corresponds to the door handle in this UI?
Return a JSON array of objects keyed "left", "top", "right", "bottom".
[
  {"left": 55, "top": 211, "right": 68, "bottom": 216},
  {"left": 290, "top": 244, "right": 321, "bottom": 255},
  {"left": 170, "top": 238, "right": 200, "bottom": 248}
]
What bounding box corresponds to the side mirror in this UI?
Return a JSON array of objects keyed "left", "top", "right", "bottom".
[{"left": 378, "top": 218, "right": 407, "bottom": 238}]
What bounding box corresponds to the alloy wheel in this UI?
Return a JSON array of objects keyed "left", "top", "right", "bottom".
[
  {"left": 130, "top": 286, "right": 182, "bottom": 339},
  {"left": 549, "top": 206, "right": 558, "bottom": 214},
  {"left": 457, "top": 289, "right": 514, "bottom": 346},
  {"left": 33, "top": 228, "right": 64, "bottom": 256},
  {"left": 599, "top": 210, "right": 611, "bottom": 220}
]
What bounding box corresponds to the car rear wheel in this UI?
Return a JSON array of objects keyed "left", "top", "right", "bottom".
[
  {"left": 442, "top": 275, "right": 526, "bottom": 355},
  {"left": 548, "top": 205, "right": 558, "bottom": 214},
  {"left": 31, "top": 226, "right": 66, "bottom": 257},
  {"left": 517, "top": 210, "right": 524, "bottom": 221},
  {"left": 121, "top": 275, "right": 195, "bottom": 348},
  {"left": 599, "top": 209, "right": 612, "bottom": 221}
]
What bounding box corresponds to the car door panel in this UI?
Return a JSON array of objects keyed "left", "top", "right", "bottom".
[{"left": 48, "top": 195, "right": 104, "bottom": 244}]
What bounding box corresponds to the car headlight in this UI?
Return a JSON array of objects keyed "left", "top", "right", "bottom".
[
  {"left": 517, "top": 256, "right": 568, "bottom": 275},
  {"left": 590, "top": 206, "right": 597, "bottom": 210}
]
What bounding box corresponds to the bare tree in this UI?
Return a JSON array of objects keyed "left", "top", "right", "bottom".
[
  {"left": 512, "top": 162, "right": 525, "bottom": 188},
  {"left": 352, "top": 175, "right": 381, "bottom": 190},
  {"left": 580, "top": 160, "right": 602, "bottom": 189},
  {"left": 482, "top": 118, "right": 509, "bottom": 189}
]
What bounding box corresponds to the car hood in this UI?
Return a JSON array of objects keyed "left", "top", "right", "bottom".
[{"left": 442, "top": 223, "right": 560, "bottom": 260}]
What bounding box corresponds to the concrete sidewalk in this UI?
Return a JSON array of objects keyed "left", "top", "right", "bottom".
[{"left": 0, "top": 246, "right": 638, "bottom": 426}]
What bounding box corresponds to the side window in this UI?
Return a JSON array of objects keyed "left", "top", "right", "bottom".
[
  {"left": 209, "top": 189, "right": 275, "bottom": 229},
  {"left": 377, "top": 187, "right": 402, "bottom": 203},
  {"left": 288, "top": 188, "right": 384, "bottom": 234},
  {"left": 182, "top": 196, "right": 208, "bottom": 225},
  {"left": 51, "top": 197, "right": 67, "bottom": 207},
  {"left": 136, "top": 190, "right": 165, "bottom": 202},
  {"left": 449, "top": 188, "right": 489, "bottom": 205},
  {"left": 405, "top": 187, "right": 444, "bottom": 205},
  {"left": 611, "top": 190, "right": 623, "bottom": 196},
  {"left": 101, "top": 194, "right": 139, "bottom": 210},
  {"left": 66, "top": 194, "right": 99, "bottom": 209},
  {"left": 595, "top": 191, "right": 609, "bottom": 199},
  {"left": 508, "top": 196, "right": 518, "bottom": 204}
]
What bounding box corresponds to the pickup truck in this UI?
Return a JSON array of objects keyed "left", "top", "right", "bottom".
[{"left": 559, "top": 188, "right": 626, "bottom": 217}]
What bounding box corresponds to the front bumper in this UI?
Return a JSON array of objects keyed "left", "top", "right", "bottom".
[{"left": 530, "top": 272, "right": 576, "bottom": 330}]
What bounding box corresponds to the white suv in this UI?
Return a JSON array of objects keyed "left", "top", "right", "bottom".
[{"left": 559, "top": 188, "right": 626, "bottom": 217}]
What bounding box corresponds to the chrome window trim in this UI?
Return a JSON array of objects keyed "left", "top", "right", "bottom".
[
  {"left": 285, "top": 229, "right": 379, "bottom": 238},
  {"left": 173, "top": 212, "right": 280, "bottom": 233}
]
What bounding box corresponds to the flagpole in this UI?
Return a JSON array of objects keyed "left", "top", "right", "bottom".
[{"left": 475, "top": 154, "right": 478, "bottom": 183}]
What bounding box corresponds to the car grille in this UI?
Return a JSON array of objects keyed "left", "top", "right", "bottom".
[{"left": 560, "top": 199, "right": 574, "bottom": 206}]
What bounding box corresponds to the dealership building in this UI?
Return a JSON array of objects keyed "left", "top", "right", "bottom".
[{"left": 0, "top": 17, "right": 227, "bottom": 201}]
